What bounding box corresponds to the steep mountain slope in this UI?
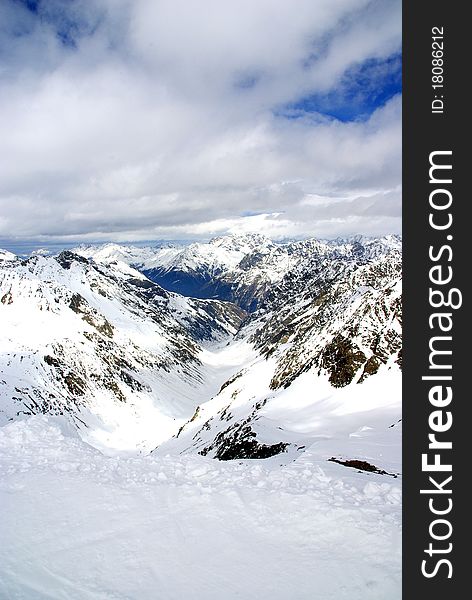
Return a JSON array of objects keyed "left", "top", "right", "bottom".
[
  {"left": 158, "top": 246, "right": 402, "bottom": 467},
  {"left": 0, "top": 251, "right": 244, "bottom": 452}
]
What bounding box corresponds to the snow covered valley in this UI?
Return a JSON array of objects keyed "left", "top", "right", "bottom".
[{"left": 0, "top": 235, "right": 402, "bottom": 599}]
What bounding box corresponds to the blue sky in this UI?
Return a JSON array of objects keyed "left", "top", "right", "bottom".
[
  {"left": 283, "top": 53, "right": 401, "bottom": 122},
  {"left": 14, "top": 0, "right": 103, "bottom": 48},
  {"left": 0, "top": 0, "right": 402, "bottom": 246}
]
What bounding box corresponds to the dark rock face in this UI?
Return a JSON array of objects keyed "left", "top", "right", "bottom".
[
  {"left": 193, "top": 394, "right": 291, "bottom": 461},
  {"left": 69, "top": 293, "right": 114, "bottom": 338},
  {"left": 126, "top": 278, "right": 168, "bottom": 298},
  {"left": 321, "top": 336, "right": 366, "bottom": 388},
  {"left": 328, "top": 457, "right": 398, "bottom": 478},
  {"left": 199, "top": 422, "right": 289, "bottom": 460},
  {"left": 358, "top": 355, "right": 381, "bottom": 383},
  {"left": 56, "top": 251, "right": 89, "bottom": 270},
  {"left": 214, "top": 439, "right": 288, "bottom": 460}
]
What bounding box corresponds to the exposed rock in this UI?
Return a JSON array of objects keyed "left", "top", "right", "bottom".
[
  {"left": 328, "top": 457, "right": 398, "bottom": 478},
  {"left": 321, "top": 336, "right": 366, "bottom": 388}
]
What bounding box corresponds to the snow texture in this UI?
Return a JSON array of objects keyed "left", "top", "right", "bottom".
[
  {"left": 0, "top": 416, "right": 401, "bottom": 600},
  {"left": 0, "top": 234, "right": 402, "bottom": 599}
]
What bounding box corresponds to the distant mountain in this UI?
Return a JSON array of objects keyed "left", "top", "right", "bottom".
[
  {"left": 76, "top": 233, "right": 401, "bottom": 312},
  {"left": 0, "top": 249, "right": 17, "bottom": 262}
]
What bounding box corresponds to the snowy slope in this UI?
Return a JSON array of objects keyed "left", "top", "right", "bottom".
[
  {"left": 160, "top": 248, "right": 402, "bottom": 467},
  {"left": 0, "top": 415, "right": 401, "bottom": 600},
  {"left": 0, "top": 251, "right": 244, "bottom": 453},
  {"left": 0, "top": 249, "right": 17, "bottom": 262}
]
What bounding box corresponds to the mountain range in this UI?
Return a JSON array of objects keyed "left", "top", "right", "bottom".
[{"left": 0, "top": 234, "right": 402, "bottom": 463}]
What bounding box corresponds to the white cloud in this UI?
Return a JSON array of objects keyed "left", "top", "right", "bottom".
[{"left": 0, "top": 0, "right": 401, "bottom": 242}]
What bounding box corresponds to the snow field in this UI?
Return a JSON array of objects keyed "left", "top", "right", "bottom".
[{"left": 0, "top": 417, "right": 401, "bottom": 600}]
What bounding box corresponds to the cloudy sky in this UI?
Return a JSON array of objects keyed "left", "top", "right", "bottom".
[{"left": 0, "top": 0, "right": 401, "bottom": 246}]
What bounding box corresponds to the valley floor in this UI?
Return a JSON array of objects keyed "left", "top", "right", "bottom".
[
  {"left": 77, "top": 336, "right": 257, "bottom": 456},
  {"left": 0, "top": 417, "right": 401, "bottom": 600}
]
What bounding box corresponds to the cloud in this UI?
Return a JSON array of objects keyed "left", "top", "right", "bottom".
[{"left": 0, "top": 0, "right": 401, "bottom": 243}]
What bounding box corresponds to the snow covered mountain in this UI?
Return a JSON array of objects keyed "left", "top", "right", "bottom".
[
  {"left": 1, "top": 234, "right": 401, "bottom": 461},
  {"left": 159, "top": 244, "right": 401, "bottom": 468},
  {"left": 77, "top": 233, "right": 401, "bottom": 312},
  {"left": 0, "top": 250, "right": 244, "bottom": 452},
  {"left": 76, "top": 234, "right": 275, "bottom": 311},
  {"left": 1, "top": 234, "right": 402, "bottom": 599}
]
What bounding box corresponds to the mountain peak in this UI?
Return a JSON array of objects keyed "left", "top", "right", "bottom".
[
  {"left": 56, "top": 250, "right": 90, "bottom": 270},
  {"left": 209, "top": 232, "right": 272, "bottom": 247},
  {"left": 0, "top": 249, "right": 18, "bottom": 262}
]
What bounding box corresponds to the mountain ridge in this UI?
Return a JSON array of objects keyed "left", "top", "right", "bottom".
[
  {"left": 1, "top": 234, "right": 402, "bottom": 461},
  {"left": 75, "top": 233, "right": 401, "bottom": 312}
]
